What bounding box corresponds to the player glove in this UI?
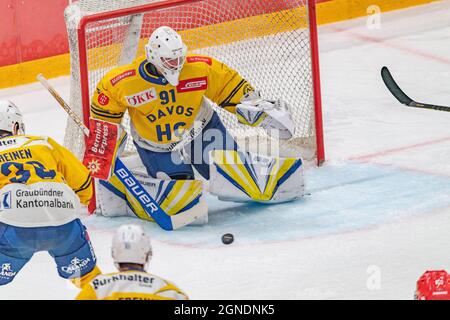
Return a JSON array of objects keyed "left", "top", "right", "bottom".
[{"left": 235, "top": 90, "right": 295, "bottom": 139}]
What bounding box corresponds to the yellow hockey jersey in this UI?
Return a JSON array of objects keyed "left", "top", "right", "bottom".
[
  {"left": 91, "top": 54, "right": 253, "bottom": 149},
  {"left": 76, "top": 270, "right": 189, "bottom": 300},
  {"left": 0, "top": 135, "right": 92, "bottom": 227}
]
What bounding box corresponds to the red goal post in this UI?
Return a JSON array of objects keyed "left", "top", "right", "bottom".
[{"left": 65, "top": 0, "right": 325, "bottom": 166}]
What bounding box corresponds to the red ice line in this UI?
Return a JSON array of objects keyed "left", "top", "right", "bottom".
[
  {"left": 330, "top": 26, "right": 450, "bottom": 65},
  {"left": 348, "top": 135, "right": 450, "bottom": 179},
  {"left": 349, "top": 136, "right": 450, "bottom": 162}
]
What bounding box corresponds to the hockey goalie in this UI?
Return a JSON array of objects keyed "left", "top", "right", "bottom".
[{"left": 84, "top": 26, "right": 304, "bottom": 225}]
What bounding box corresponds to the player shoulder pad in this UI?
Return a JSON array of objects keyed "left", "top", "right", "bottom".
[
  {"left": 146, "top": 272, "right": 174, "bottom": 286},
  {"left": 11, "top": 135, "right": 54, "bottom": 150},
  {"left": 22, "top": 135, "right": 51, "bottom": 144},
  {"left": 84, "top": 271, "right": 118, "bottom": 286}
]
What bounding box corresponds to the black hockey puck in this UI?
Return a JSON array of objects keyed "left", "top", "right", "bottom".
[{"left": 222, "top": 233, "right": 234, "bottom": 245}]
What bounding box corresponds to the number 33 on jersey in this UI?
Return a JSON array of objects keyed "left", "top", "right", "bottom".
[{"left": 90, "top": 54, "right": 253, "bottom": 145}]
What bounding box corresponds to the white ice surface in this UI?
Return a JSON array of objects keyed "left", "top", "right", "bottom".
[{"left": 1, "top": 1, "right": 450, "bottom": 299}]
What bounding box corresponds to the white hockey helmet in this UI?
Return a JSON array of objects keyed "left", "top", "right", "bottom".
[
  {"left": 145, "top": 26, "right": 187, "bottom": 86},
  {"left": 111, "top": 224, "right": 152, "bottom": 270},
  {"left": 0, "top": 100, "right": 25, "bottom": 135}
]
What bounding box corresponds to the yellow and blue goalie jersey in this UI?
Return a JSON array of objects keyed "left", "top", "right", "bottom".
[
  {"left": 91, "top": 54, "right": 253, "bottom": 150},
  {"left": 0, "top": 135, "right": 93, "bottom": 227},
  {"left": 76, "top": 270, "right": 189, "bottom": 300}
]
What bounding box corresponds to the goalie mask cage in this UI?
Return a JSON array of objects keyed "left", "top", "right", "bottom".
[{"left": 64, "top": 0, "right": 324, "bottom": 166}]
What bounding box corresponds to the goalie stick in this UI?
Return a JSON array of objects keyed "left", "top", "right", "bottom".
[
  {"left": 36, "top": 74, "right": 204, "bottom": 231},
  {"left": 381, "top": 66, "right": 450, "bottom": 112}
]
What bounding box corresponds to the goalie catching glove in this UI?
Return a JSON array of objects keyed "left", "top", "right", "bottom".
[{"left": 236, "top": 91, "right": 295, "bottom": 139}]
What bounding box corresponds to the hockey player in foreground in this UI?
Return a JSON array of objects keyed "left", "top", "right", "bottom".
[
  {"left": 76, "top": 224, "right": 188, "bottom": 300},
  {"left": 0, "top": 100, "right": 100, "bottom": 286},
  {"left": 84, "top": 26, "right": 304, "bottom": 224}
]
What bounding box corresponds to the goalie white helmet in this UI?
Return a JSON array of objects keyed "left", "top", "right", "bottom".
[
  {"left": 0, "top": 100, "right": 25, "bottom": 135},
  {"left": 145, "top": 26, "right": 187, "bottom": 86},
  {"left": 111, "top": 224, "right": 152, "bottom": 270}
]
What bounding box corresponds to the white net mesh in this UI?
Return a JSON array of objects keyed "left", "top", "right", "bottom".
[{"left": 64, "top": 0, "right": 321, "bottom": 164}]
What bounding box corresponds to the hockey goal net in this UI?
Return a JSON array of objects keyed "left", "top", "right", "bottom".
[{"left": 64, "top": 0, "right": 324, "bottom": 165}]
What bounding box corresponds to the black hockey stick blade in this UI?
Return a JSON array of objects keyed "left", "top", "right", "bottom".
[
  {"left": 381, "top": 66, "right": 450, "bottom": 112},
  {"left": 381, "top": 66, "right": 413, "bottom": 105}
]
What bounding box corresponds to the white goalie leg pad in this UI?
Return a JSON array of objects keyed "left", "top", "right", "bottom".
[
  {"left": 95, "top": 155, "right": 143, "bottom": 218},
  {"left": 96, "top": 170, "right": 208, "bottom": 225},
  {"left": 134, "top": 173, "right": 208, "bottom": 226},
  {"left": 96, "top": 179, "right": 130, "bottom": 218},
  {"left": 209, "top": 150, "right": 304, "bottom": 203}
]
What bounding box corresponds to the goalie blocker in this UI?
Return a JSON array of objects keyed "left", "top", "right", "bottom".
[{"left": 83, "top": 118, "right": 130, "bottom": 180}]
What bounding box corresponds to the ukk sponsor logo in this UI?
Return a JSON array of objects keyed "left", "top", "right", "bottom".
[
  {"left": 61, "top": 257, "right": 91, "bottom": 275},
  {"left": 0, "top": 263, "right": 16, "bottom": 278},
  {"left": 126, "top": 88, "right": 157, "bottom": 107}
]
